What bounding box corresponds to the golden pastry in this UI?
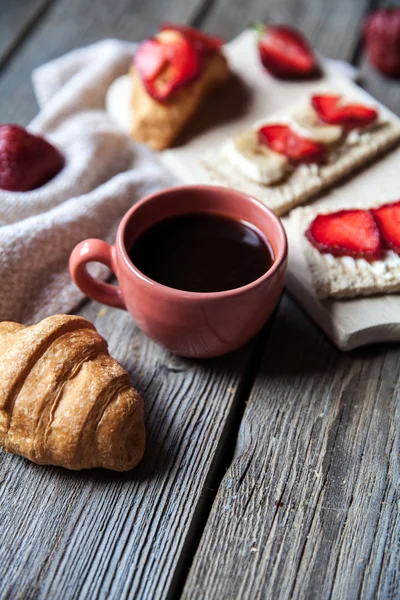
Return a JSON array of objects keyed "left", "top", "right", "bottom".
[
  {"left": 0, "top": 315, "right": 145, "bottom": 471},
  {"left": 130, "top": 23, "right": 230, "bottom": 150}
]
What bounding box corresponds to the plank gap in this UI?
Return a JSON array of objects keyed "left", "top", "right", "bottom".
[
  {"left": 165, "top": 306, "right": 281, "bottom": 600},
  {"left": 190, "top": 0, "right": 218, "bottom": 29},
  {"left": 0, "top": 0, "right": 57, "bottom": 72}
]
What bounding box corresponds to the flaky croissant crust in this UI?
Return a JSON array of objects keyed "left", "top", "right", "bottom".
[{"left": 0, "top": 315, "right": 145, "bottom": 471}]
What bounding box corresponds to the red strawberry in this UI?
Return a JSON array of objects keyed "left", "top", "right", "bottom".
[
  {"left": 258, "top": 124, "right": 326, "bottom": 164},
  {"left": 256, "top": 23, "right": 318, "bottom": 78},
  {"left": 306, "top": 209, "right": 382, "bottom": 260},
  {"left": 371, "top": 200, "right": 400, "bottom": 254},
  {"left": 0, "top": 124, "right": 64, "bottom": 192},
  {"left": 134, "top": 35, "right": 200, "bottom": 101},
  {"left": 364, "top": 8, "right": 400, "bottom": 77},
  {"left": 160, "top": 23, "right": 223, "bottom": 51},
  {"left": 312, "top": 94, "right": 378, "bottom": 130},
  {"left": 134, "top": 38, "right": 166, "bottom": 80}
]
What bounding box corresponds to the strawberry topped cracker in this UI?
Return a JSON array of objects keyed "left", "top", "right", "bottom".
[
  {"left": 305, "top": 209, "right": 382, "bottom": 261},
  {"left": 204, "top": 85, "right": 400, "bottom": 217},
  {"left": 306, "top": 202, "right": 400, "bottom": 262},
  {"left": 294, "top": 199, "right": 400, "bottom": 300}
]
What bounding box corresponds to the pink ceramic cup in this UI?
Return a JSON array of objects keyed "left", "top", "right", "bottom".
[{"left": 69, "top": 185, "right": 287, "bottom": 358}]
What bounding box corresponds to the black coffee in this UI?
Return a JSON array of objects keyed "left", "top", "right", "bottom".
[{"left": 128, "top": 212, "right": 273, "bottom": 293}]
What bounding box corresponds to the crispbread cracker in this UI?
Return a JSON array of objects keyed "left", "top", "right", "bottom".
[
  {"left": 203, "top": 106, "right": 400, "bottom": 217},
  {"left": 291, "top": 205, "right": 400, "bottom": 299}
]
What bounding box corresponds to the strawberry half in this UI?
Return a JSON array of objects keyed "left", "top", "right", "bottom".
[
  {"left": 312, "top": 94, "right": 378, "bottom": 130},
  {"left": 0, "top": 124, "right": 64, "bottom": 192},
  {"left": 134, "top": 35, "right": 201, "bottom": 101},
  {"left": 306, "top": 209, "right": 382, "bottom": 260},
  {"left": 371, "top": 201, "right": 400, "bottom": 255},
  {"left": 258, "top": 124, "right": 326, "bottom": 164},
  {"left": 256, "top": 24, "right": 318, "bottom": 78},
  {"left": 134, "top": 38, "right": 166, "bottom": 80},
  {"left": 364, "top": 8, "right": 400, "bottom": 77},
  {"left": 160, "top": 23, "right": 223, "bottom": 51}
]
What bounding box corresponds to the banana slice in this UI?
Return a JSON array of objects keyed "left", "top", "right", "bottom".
[
  {"left": 291, "top": 104, "right": 343, "bottom": 145},
  {"left": 223, "top": 130, "right": 289, "bottom": 185},
  {"left": 105, "top": 74, "right": 133, "bottom": 133}
]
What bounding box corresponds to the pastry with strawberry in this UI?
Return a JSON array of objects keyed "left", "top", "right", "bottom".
[
  {"left": 204, "top": 90, "right": 400, "bottom": 216},
  {"left": 130, "top": 23, "right": 230, "bottom": 150},
  {"left": 0, "top": 124, "right": 64, "bottom": 192},
  {"left": 292, "top": 200, "right": 400, "bottom": 299}
]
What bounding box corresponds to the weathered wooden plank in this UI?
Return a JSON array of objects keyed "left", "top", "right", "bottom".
[
  {"left": 182, "top": 293, "right": 400, "bottom": 599},
  {"left": 183, "top": 1, "right": 400, "bottom": 596},
  {"left": 0, "top": 0, "right": 53, "bottom": 69},
  {"left": 2, "top": 0, "right": 398, "bottom": 599},
  {"left": 359, "top": 57, "right": 400, "bottom": 115},
  {"left": 356, "top": 0, "right": 400, "bottom": 115},
  {"left": 349, "top": 0, "right": 400, "bottom": 115},
  {"left": 0, "top": 302, "right": 258, "bottom": 599},
  {"left": 0, "top": 0, "right": 207, "bottom": 124},
  {"left": 0, "top": 1, "right": 265, "bottom": 598}
]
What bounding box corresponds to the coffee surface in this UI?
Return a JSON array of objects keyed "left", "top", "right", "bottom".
[{"left": 128, "top": 212, "right": 273, "bottom": 293}]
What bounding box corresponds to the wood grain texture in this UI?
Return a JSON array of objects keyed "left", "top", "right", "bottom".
[
  {"left": 183, "top": 2, "right": 400, "bottom": 597},
  {"left": 1, "top": 0, "right": 400, "bottom": 598},
  {"left": 0, "top": 303, "right": 256, "bottom": 598},
  {"left": 359, "top": 57, "right": 400, "bottom": 115},
  {"left": 0, "top": 0, "right": 53, "bottom": 68},
  {"left": 335, "top": 0, "right": 400, "bottom": 165},
  {"left": 357, "top": 0, "right": 400, "bottom": 116},
  {"left": 183, "top": 294, "right": 400, "bottom": 599},
  {"left": 0, "top": 3, "right": 260, "bottom": 598},
  {"left": 0, "top": 0, "right": 206, "bottom": 124}
]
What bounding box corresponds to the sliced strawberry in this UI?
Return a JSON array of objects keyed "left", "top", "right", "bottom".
[
  {"left": 306, "top": 209, "right": 382, "bottom": 260},
  {"left": 134, "top": 35, "right": 200, "bottom": 101},
  {"left": 258, "top": 124, "right": 326, "bottom": 164},
  {"left": 160, "top": 23, "right": 223, "bottom": 50},
  {"left": 256, "top": 24, "right": 318, "bottom": 78},
  {"left": 134, "top": 38, "right": 166, "bottom": 80},
  {"left": 371, "top": 200, "right": 400, "bottom": 255},
  {"left": 312, "top": 94, "right": 378, "bottom": 130},
  {"left": 0, "top": 124, "right": 64, "bottom": 192}
]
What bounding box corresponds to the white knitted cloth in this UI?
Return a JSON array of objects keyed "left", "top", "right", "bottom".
[{"left": 0, "top": 39, "right": 173, "bottom": 324}]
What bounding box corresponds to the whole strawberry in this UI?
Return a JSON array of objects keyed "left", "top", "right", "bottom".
[
  {"left": 364, "top": 8, "right": 400, "bottom": 77},
  {"left": 0, "top": 124, "right": 65, "bottom": 192},
  {"left": 256, "top": 23, "right": 319, "bottom": 78}
]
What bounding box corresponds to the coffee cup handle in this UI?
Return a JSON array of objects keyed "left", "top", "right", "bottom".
[{"left": 69, "top": 239, "right": 126, "bottom": 310}]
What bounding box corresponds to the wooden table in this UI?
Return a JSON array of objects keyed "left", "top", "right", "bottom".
[{"left": 1, "top": 1, "right": 399, "bottom": 598}]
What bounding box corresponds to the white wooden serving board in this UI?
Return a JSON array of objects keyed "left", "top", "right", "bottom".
[{"left": 109, "top": 30, "right": 400, "bottom": 351}]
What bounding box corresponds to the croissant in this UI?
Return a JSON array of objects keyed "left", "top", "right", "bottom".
[{"left": 0, "top": 315, "right": 145, "bottom": 471}]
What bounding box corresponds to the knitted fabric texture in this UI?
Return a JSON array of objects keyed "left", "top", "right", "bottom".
[{"left": 0, "top": 39, "right": 173, "bottom": 323}]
